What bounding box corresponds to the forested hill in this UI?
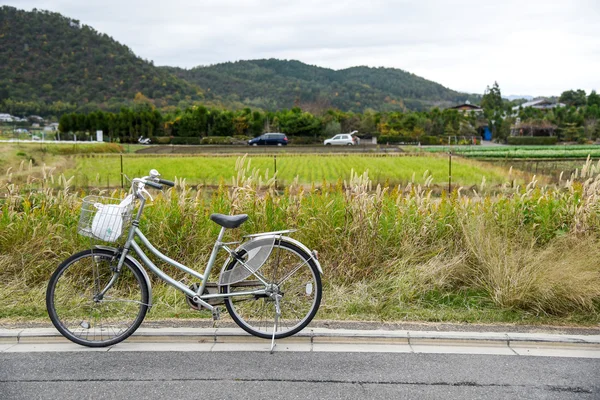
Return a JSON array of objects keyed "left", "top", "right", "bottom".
[
  {"left": 1, "top": 6, "right": 478, "bottom": 116},
  {"left": 166, "top": 60, "right": 479, "bottom": 112},
  {"left": 0, "top": 6, "right": 203, "bottom": 115}
]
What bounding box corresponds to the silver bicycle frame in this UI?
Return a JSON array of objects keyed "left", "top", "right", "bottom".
[{"left": 113, "top": 191, "right": 270, "bottom": 311}]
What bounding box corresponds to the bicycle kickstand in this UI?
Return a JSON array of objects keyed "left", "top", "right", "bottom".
[
  {"left": 270, "top": 295, "right": 282, "bottom": 354},
  {"left": 212, "top": 307, "right": 221, "bottom": 329}
]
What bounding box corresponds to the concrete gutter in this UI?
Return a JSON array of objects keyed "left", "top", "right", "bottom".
[
  {"left": 2, "top": 327, "right": 600, "bottom": 347},
  {"left": 2, "top": 327, "right": 600, "bottom": 357}
]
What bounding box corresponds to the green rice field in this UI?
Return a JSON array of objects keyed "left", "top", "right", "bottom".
[
  {"left": 420, "top": 145, "right": 600, "bottom": 159},
  {"left": 68, "top": 154, "right": 511, "bottom": 187}
]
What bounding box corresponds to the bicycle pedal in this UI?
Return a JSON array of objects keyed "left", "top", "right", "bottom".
[{"left": 212, "top": 307, "right": 221, "bottom": 321}]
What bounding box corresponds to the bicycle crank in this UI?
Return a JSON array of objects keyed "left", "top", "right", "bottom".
[{"left": 185, "top": 283, "right": 225, "bottom": 310}]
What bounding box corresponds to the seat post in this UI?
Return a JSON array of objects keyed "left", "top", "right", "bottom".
[
  {"left": 200, "top": 226, "right": 228, "bottom": 295},
  {"left": 216, "top": 226, "right": 226, "bottom": 243}
]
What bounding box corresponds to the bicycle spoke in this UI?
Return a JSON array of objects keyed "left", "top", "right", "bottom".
[
  {"left": 277, "top": 258, "right": 311, "bottom": 286},
  {"left": 47, "top": 250, "right": 148, "bottom": 347},
  {"left": 224, "top": 242, "right": 321, "bottom": 339}
]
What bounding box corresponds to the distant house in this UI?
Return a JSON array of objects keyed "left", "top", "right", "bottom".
[
  {"left": 44, "top": 123, "right": 59, "bottom": 132},
  {"left": 512, "top": 98, "right": 565, "bottom": 112},
  {"left": 0, "top": 113, "right": 13, "bottom": 122},
  {"left": 448, "top": 101, "right": 483, "bottom": 114}
]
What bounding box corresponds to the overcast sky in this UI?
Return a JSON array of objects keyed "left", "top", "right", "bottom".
[{"left": 5, "top": 0, "right": 600, "bottom": 97}]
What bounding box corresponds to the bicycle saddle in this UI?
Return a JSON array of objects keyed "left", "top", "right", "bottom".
[{"left": 209, "top": 213, "right": 248, "bottom": 229}]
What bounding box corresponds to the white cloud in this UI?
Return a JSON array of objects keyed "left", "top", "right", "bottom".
[{"left": 4, "top": 0, "right": 600, "bottom": 96}]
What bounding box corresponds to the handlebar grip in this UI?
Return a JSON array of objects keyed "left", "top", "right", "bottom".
[
  {"left": 158, "top": 179, "right": 175, "bottom": 187},
  {"left": 144, "top": 181, "right": 163, "bottom": 190}
]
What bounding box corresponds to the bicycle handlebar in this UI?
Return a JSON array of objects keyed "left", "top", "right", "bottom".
[
  {"left": 144, "top": 181, "right": 163, "bottom": 190},
  {"left": 131, "top": 170, "right": 174, "bottom": 199},
  {"left": 158, "top": 179, "right": 175, "bottom": 187}
]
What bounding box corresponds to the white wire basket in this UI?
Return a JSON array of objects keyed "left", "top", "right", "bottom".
[{"left": 78, "top": 195, "right": 134, "bottom": 243}]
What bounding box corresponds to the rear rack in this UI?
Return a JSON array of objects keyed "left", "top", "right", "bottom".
[{"left": 243, "top": 229, "right": 297, "bottom": 239}]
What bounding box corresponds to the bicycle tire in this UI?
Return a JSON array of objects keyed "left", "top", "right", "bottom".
[
  {"left": 221, "top": 240, "right": 322, "bottom": 339},
  {"left": 46, "top": 249, "right": 149, "bottom": 347}
]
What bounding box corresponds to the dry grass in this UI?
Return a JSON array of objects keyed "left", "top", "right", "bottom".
[{"left": 1, "top": 156, "right": 600, "bottom": 324}]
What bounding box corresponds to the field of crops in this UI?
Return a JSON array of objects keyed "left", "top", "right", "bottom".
[
  {"left": 421, "top": 144, "right": 600, "bottom": 159},
  {"left": 68, "top": 154, "right": 511, "bottom": 188}
]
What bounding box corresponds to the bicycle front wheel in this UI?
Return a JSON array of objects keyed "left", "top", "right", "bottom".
[
  {"left": 222, "top": 240, "right": 322, "bottom": 339},
  {"left": 46, "top": 249, "right": 149, "bottom": 347}
]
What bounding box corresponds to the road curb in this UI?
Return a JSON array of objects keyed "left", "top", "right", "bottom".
[{"left": 2, "top": 327, "right": 600, "bottom": 347}]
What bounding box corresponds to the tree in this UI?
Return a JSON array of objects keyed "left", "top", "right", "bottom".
[
  {"left": 559, "top": 89, "right": 587, "bottom": 107},
  {"left": 359, "top": 112, "right": 378, "bottom": 137},
  {"left": 481, "top": 82, "right": 503, "bottom": 113},
  {"left": 560, "top": 122, "right": 584, "bottom": 142},
  {"left": 481, "top": 82, "right": 505, "bottom": 141},
  {"left": 324, "top": 120, "right": 341, "bottom": 137},
  {"left": 588, "top": 90, "right": 600, "bottom": 108},
  {"left": 58, "top": 113, "right": 72, "bottom": 133},
  {"left": 232, "top": 115, "right": 249, "bottom": 136}
]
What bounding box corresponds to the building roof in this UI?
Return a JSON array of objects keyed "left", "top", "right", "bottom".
[
  {"left": 448, "top": 101, "right": 483, "bottom": 111},
  {"left": 512, "top": 98, "right": 565, "bottom": 111}
]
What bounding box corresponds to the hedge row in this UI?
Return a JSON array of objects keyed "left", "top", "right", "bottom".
[
  {"left": 148, "top": 136, "right": 239, "bottom": 145},
  {"left": 378, "top": 135, "right": 477, "bottom": 145},
  {"left": 147, "top": 135, "right": 327, "bottom": 145},
  {"left": 507, "top": 136, "right": 559, "bottom": 145},
  {"left": 379, "top": 135, "right": 419, "bottom": 144}
]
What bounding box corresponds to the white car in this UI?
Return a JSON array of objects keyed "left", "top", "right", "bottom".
[{"left": 324, "top": 134, "right": 357, "bottom": 146}]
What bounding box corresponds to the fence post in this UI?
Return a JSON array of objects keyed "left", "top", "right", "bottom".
[
  {"left": 274, "top": 155, "right": 278, "bottom": 190},
  {"left": 448, "top": 151, "right": 452, "bottom": 193},
  {"left": 120, "top": 154, "right": 124, "bottom": 189}
]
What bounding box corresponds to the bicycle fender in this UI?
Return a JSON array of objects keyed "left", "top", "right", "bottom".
[
  {"left": 272, "top": 236, "right": 323, "bottom": 275},
  {"left": 218, "top": 236, "right": 323, "bottom": 278},
  {"left": 93, "top": 245, "right": 153, "bottom": 307}
]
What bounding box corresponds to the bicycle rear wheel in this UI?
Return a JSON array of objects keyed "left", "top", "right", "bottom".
[
  {"left": 222, "top": 240, "right": 322, "bottom": 339},
  {"left": 46, "top": 249, "right": 149, "bottom": 347}
]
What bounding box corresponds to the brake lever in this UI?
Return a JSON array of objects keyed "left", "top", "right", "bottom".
[{"left": 140, "top": 187, "right": 154, "bottom": 201}]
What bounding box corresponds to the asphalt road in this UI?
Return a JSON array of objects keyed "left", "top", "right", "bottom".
[{"left": 1, "top": 351, "right": 599, "bottom": 399}]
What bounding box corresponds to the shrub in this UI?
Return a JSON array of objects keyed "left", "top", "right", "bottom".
[
  {"left": 379, "top": 135, "right": 415, "bottom": 144},
  {"left": 289, "top": 136, "right": 321, "bottom": 145},
  {"left": 419, "top": 136, "right": 443, "bottom": 145},
  {"left": 507, "top": 136, "right": 558, "bottom": 145},
  {"left": 231, "top": 135, "right": 251, "bottom": 145},
  {"left": 201, "top": 136, "right": 234, "bottom": 145},
  {"left": 151, "top": 136, "right": 171, "bottom": 145},
  {"left": 379, "top": 135, "right": 447, "bottom": 145},
  {"left": 171, "top": 136, "right": 201, "bottom": 145}
]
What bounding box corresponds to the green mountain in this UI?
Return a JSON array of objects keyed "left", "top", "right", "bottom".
[
  {"left": 166, "top": 60, "right": 479, "bottom": 112},
  {"left": 1, "top": 6, "right": 478, "bottom": 116},
  {"left": 0, "top": 6, "right": 203, "bottom": 114}
]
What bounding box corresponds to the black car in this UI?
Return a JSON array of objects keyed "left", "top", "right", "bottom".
[{"left": 248, "top": 133, "right": 288, "bottom": 146}]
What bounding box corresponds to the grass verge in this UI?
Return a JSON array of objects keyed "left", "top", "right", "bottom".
[{"left": 1, "top": 156, "right": 599, "bottom": 326}]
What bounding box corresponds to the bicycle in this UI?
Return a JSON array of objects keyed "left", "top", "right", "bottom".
[{"left": 46, "top": 169, "right": 323, "bottom": 349}]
